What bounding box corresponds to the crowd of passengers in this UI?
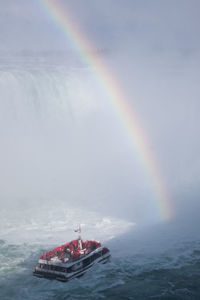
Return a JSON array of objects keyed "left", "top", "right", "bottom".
[{"left": 40, "top": 240, "right": 101, "bottom": 261}]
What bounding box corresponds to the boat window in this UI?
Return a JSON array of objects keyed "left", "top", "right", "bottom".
[
  {"left": 91, "top": 252, "right": 101, "bottom": 262},
  {"left": 67, "top": 267, "right": 72, "bottom": 273},
  {"left": 53, "top": 266, "right": 66, "bottom": 272},
  {"left": 83, "top": 257, "right": 91, "bottom": 267},
  {"left": 41, "top": 264, "right": 49, "bottom": 270}
]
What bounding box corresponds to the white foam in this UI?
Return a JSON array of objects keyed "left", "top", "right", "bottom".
[{"left": 0, "top": 205, "right": 135, "bottom": 245}]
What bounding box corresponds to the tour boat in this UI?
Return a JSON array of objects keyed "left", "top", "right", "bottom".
[{"left": 33, "top": 225, "right": 110, "bottom": 282}]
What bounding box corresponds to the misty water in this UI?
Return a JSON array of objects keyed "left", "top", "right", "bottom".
[{"left": 0, "top": 51, "right": 200, "bottom": 300}]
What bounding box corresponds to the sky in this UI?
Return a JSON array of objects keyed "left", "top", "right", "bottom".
[
  {"left": 0, "top": 0, "right": 200, "bottom": 53},
  {"left": 0, "top": 0, "right": 200, "bottom": 225}
]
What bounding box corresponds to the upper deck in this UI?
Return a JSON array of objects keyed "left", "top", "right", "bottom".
[{"left": 38, "top": 246, "right": 104, "bottom": 267}]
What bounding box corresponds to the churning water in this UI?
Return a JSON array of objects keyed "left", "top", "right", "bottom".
[{"left": 1, "top": 210, "right": 200, "bottom": 300}]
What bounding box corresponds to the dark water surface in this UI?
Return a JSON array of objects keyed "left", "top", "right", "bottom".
[{"left": 1, "top": 221, "right": 200, "bottom": 300}]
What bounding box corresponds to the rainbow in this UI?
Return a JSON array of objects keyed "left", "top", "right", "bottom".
[{"left": 38, "top": 0, "right": 172, "bottom": 221}]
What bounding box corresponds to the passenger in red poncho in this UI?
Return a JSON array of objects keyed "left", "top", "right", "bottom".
[{"left": 40, "top": 253, "right": 46, "bottom": 259}]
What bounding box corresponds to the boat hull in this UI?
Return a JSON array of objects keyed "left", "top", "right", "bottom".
[{"left": 33, "top": 247, "right": 110, "bottom": 282}]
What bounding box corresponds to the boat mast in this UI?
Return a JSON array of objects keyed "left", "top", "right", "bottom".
[{"left": 77, "top": 224, "right": 82, "bottom": 250}]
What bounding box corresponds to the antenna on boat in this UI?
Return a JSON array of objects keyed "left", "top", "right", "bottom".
[{"left": 75, "top": 224, "right": 82, "bottom": 250}]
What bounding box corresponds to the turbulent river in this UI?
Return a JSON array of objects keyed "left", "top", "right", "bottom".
[{"left": 1, "top": 206, "right": 200, "bottom": 300}]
